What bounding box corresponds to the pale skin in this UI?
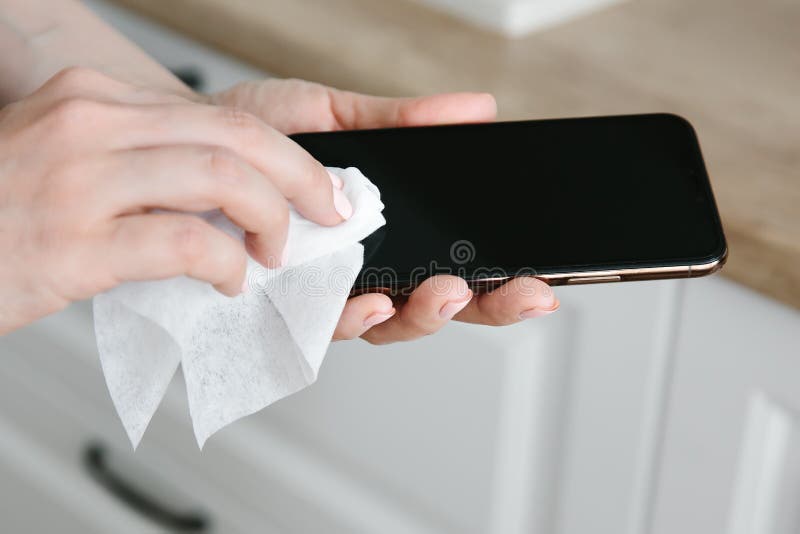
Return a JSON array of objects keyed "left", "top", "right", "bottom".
[{"left": 0, "top": 0, "right": 558, "bottom": 341}]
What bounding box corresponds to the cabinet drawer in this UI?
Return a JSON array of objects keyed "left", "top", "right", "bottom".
[{"left": 0, "top": 304, "right": 278, "bottom": 533}]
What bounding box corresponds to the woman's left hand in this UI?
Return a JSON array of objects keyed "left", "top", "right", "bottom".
[{"left": 211, "top": 79, "right": 559, "bottom": 344}]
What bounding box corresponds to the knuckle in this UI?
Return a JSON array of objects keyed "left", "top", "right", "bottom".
[
  {"left": 48, "top": 67, "right": 103, "bottom": 91},
  {"left": 395, "top": 98, "right": 422, "bottom": 126},
  {"left": 47, "top": 97, "right": 107, "bottom": 133},
  {"left": 172, "top": 218, "right": 209, "bottom": 265},
  {"left": 221, "top": 107, "right": 264, "bottom": 146},
  {"left": 43, "top": 67, "right": 120, "bottom": 101},
  {"left": 287, "top": 160, "right": 326, "bottom": 200},
  {"left": 205, "top": 147, "right": 246, "bottom": 188}
]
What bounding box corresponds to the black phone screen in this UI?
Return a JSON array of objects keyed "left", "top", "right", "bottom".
[{"left": 290, "top": 113, "right": 726, "bottom": 285}]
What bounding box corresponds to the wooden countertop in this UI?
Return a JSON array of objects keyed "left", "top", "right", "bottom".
[{"left": 113, "top": 0, "right": 800, "bottom": 309}]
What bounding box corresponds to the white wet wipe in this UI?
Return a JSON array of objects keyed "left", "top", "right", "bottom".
[{"left": 93, "top": 167, "right": 385, "bottom": 448}]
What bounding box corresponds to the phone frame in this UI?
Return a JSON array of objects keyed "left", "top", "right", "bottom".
[
  {"left": 469, "top": 249, "right": 726, "bottom": 292},
  {"left": 351, "top": 249, "right": 727, "bottom": 295}
]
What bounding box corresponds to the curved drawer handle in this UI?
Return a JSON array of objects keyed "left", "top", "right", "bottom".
[{"left": 83, "top": 442, "right": 210, "bottom": 532}]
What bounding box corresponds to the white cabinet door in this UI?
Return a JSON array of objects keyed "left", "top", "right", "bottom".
[
  {"left": 257, "top": 279, "right": 686, "bottom": 534},
  {"left": 652, "top": 278, "right": 800, "bottom": 534}
]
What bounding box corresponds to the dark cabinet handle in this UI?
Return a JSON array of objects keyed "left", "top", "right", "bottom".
[{"left": 83, "top": 442, "right": 210, "bottom": 532}]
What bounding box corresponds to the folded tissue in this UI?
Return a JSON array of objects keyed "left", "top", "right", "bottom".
[{"left": 93, "top": 167, "right": 385, "bottom": 448}]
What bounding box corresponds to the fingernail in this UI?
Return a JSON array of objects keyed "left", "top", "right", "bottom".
[
  {"left": 363, "top": 308, "right": 396, "bottom": 328},
  {"left": 519, "top": 300, "right": 560, "bottom": 320},
  {"left": 328, "top": 170, "right": 344, "bottom": 190},
  {"left": 439, "top": 294, "right": 472, "bottom": 320},
  {"left": 333, "top": 187, "right": 353, "bottom": 220}
]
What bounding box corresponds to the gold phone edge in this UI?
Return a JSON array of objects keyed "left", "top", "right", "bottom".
[
  {"left": 470, "top": 247, "right": 728, "bottom": 292},
  {"left": 352, "top": 248, "right": 729, "bottom": 295}
]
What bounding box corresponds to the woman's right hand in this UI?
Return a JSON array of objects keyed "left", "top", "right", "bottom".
[{"left": 0, "top": 67, "right": 351, "bottom": 334}]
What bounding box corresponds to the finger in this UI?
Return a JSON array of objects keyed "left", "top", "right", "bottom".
[
  {"left": 93, "top": 146, "right": 290, "bottom": 268},
  {"left": 102, "top": 213, "right": 248, "bottom": 296},
  {"left": 332, "top": 293, "right": 395, "bottom": 341},
  {"left": 115, "top": 103, "right": 350, "bottom": 226},
  {"left": 361, "top": 275, "right": 472, "bottom": 345},
  {"left": 455, "top": 277, "right": 559, "bottom": 326},
  {"left": 329, "top": 90, "right": 498, "bottom": 130}
]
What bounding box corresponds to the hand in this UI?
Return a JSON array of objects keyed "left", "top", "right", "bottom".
[
  {"left": 212, "top": 79, "right": 559, "bottom": 344},
  {"left": 0, "top": 68, "right": 351, "bottom": 334}
]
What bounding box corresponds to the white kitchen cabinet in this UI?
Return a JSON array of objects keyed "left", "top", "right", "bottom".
[
  {"left": 4, "top": 275, "right": 795, "bottom": 534},
  {"left": 653, "top": 278, "right": 800, "bottom": 534},
  {"left": 0, "top": 280, "right": 665, "bottom": 534},
  {"left": 0, "top": 2, "right": 797, "bottom": 532}
]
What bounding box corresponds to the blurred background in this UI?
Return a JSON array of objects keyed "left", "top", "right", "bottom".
[{"left": 0, "top": 0, "right": 797, "bottom": 532}]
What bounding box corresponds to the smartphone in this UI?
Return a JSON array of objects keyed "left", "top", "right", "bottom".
[{"left": 290, "top": 113, "right": 727, "bottom": 293}]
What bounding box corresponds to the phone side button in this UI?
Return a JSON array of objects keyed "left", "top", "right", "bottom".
[{"left": 566, "top": 275, "right": 622, "bottom": 285}]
